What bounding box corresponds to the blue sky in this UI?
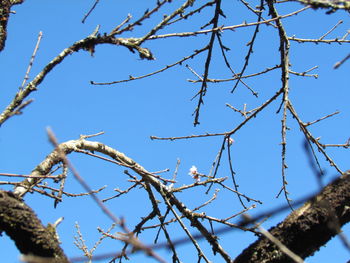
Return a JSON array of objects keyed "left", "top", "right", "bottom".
[{"left": 0, "top": 1, "right": 349, "bottom": 262}]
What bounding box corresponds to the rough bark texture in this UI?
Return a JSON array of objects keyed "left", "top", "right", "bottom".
[
  {"left": 0, "top": 0, "right": 11, "bottom": 51},
  {"left": 234, "top": 173, "right": 350, "bottom": 263},
  {"left": 0, "top": 0, "right": 24, "bottom": 51},
  {"left": 0, "top": 190, "right": 69, "bottom": 263}
]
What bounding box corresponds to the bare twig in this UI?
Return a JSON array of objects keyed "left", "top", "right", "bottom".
[
  {"left": 20, "top": 31, "right": 43, "bottom": 89},
  {"left": 81, "top": 0, "right": 100, "bottom": 23}
]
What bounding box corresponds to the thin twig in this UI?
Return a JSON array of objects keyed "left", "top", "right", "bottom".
[
  {"left": 20, "top": 31, "right": 43, "bottom": 89},
  {"left": 81, "top": 0, "right": 100, "bottom": 23}
]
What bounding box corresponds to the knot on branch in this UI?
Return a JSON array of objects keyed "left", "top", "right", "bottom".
[{"left": 118, "top": 37, "right": 155, "bottom": 60}]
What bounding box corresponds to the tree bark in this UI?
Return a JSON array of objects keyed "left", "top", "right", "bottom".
[
  {"left": 0, "top": 190, "right": 69, "bottom": 263},
  {"left": 234, "top": 173, "right": 350, "bottom": 263},
  {"left": 0, "top": 0, "right": 11, "bottom": 51},
  {"left": 0, "top": 0, "right": 24, "bottom": 51}
]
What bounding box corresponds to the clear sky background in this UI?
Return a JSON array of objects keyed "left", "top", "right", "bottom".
[{"left": 0, "top": 1, "right": 349, "bottom": 262}]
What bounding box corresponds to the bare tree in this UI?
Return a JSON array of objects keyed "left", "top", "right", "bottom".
[{"left": 0, "top": 0, "right": 350, "bottom": 262}]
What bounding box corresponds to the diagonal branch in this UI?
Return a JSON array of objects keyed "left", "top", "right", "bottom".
[
  {"left": 234, "top": 172, "right": 350, "bottom": 262},
  {"left": 0, "top": 33, "right": 154, "bottom": 126},
  {"left": 0, "top": 190, "right": 69, "bottom": 263}
]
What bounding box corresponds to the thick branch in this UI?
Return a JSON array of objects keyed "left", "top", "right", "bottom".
[
  {"left": 0, "top": 190, "right": 69, "bottom": 262},
  {"left": 0, "top": 0, "right": 23, "bottom": 51},
  {"left": 0, "top": 0, "right": 11, "bottom": 51},
  {"left": 13, "top": 138, "right": 232, "bottom": 262},
  {"left": 234, "top": 173, "right": 350, "bottom": 262},
  {"left": 10, "top": 139, "right": 350, "bottom": 262}
]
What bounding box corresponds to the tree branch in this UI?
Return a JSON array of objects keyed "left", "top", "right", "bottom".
[
  {"left": 0, "top": 190, "right": 69, "bottom": 263},
  {"left": 234, "top": 172, "right": 350, "bottom": 262}
]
